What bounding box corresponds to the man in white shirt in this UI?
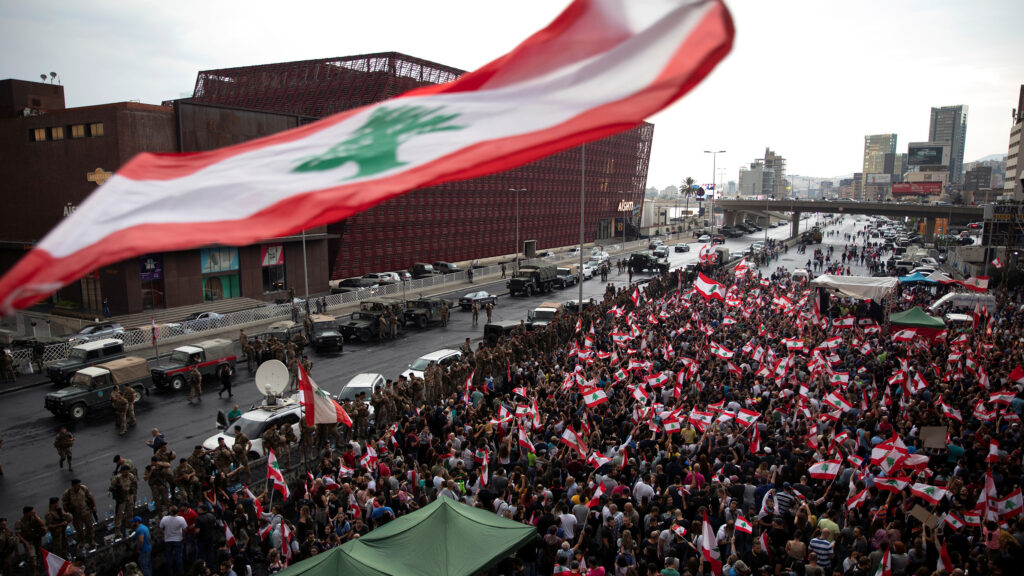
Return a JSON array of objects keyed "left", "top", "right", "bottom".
[
  {"left": 159, "top": 506, "right": 188, "bottom": 576},
  {"left": 557, "top": 504, "right": 577, "bottom": 541},
  {"left": 633, "top": 474, "right": 656, "bottom": 507}
]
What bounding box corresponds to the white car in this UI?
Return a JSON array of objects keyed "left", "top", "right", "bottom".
[
  {"left": 918, "top": 257, "right": 939, "bottom": 267},
  {"left": 590, "top": 251, "right": 610, "bottom": 263},
  {"left": 401, "top": 349, "right": 462, "bottom": 380},
  {"left": 335, "top": 373, "right": 386, "bottom": 419},
  {"left": 581, "top": 263, "right": 596, "bottom": 280},
  {"left": 698, "top": 235, "right": 711, "bottom": 242},
  {"left": 204, "top": 400, "right": 303, "bottom": 460}
]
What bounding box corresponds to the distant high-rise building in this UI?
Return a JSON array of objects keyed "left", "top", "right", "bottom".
[
  {"left": 929, "top": 105, "right": 968, "bottom": 186},
  {"left": 738, "top": 160, "right": 767, "bottom": 197},
  {"left": 863, "top": 134, "right": 897, "bottom": 176},
  {"left": 763, "top": 148, "right": 787, "bottom": 197},
  {"left": 1006, "top": 85, "right": 1023, "bottom": 198}
]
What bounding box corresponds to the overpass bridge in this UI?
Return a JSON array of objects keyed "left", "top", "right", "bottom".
[{"left": 716, "top": 199, "right": 984, "bottom": 240}]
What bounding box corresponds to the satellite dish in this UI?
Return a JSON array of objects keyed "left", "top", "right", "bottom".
[{"left": 255, "top": 359, "right": 289, "bottom": 397}]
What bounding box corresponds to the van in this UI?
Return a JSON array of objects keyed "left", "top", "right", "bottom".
[
  {"left": 929, "top": 292, "right": 997, "bottom": 312},
  {"left": 484, "top": 320, "right": 525, "bottom": 346}
]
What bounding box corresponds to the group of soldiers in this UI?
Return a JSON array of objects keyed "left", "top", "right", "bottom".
[
  {"left": 238, "top": 329, "right": 312, "bottom": 388},
  {"left": 468, "top": 300, "right": 494, "bottom": 327},
  {"left": 110, "top": 385, "right": 138, "bottom": 434}
]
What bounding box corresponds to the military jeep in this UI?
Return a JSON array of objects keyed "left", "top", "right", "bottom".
[
  {"left": 45, "top": 356, "right": 153, "bottom": 421},
  {"left": 340, "top": 298, "right": 404, "bottom": 342},
  {"left": 629, "top": 251, "right": 670, "bottom": 274},
  {"left": 403, "top": 297, "right": 452, "bottom": 329},
  {"left": 308, "top": 314, "right": 344, "bottom": 352}
]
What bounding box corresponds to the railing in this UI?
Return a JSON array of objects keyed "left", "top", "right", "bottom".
[{"left": 12, "top": 239, "right": 682, "bottom": 371}]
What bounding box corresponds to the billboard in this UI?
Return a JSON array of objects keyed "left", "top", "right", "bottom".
[
  {"left": 907, "top": 143, "right": 948, "bottom": 166},
  {"left": 892, "top": 182, "right": 943, "bottom": 195},
  {"left": 865, "top": 174, "right": 891, "bottom": 184}
]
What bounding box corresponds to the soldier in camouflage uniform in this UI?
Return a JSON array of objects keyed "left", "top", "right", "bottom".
[
  {"left": 251, "top": 339, "right": 263, "bottom": 369},
  {"left": 187, "top": 445, "right": 209, "bottom": 479},
  {"left": 378, "top": 312, "right": 389, "bottom": 341},
  {"left": 44, "top": 497, "right": 71, "bottom": 558},
  {"left": 15, "top": 506, "right": 45, "bottom": 576},
  {"left": 212, "top": 437, "right": 234, "bottom": 477},
  {"left": 299, "top": 420, "right": 317, "bottom": 462},
  {"left": 231, "top": 425, "right": 252, "bottom": 476},
  {"left": 370, "top": 389, "right": 387, "bottom": 432},
  {"left": 54, "top": 427, "right": 74, "bottom": 471},
  {"left": 441, "top": 302, "right": 449, "bottom": 327},
  {"left": 353, "top": 393, "right": 370, "bottom": 440},
  {"left": 1, "top": 349, "right": 15, "bottom": 382},
  {"left": 187, "top": 363, "right": 202, "bottom": 404},
  {"left": 108, "top": 464, "right": 137, "bottom": 535},
  {"left": 261, "top": 423, "right": 280, "bottom": 459},
  {"left": 485, "top": 301, "right": 494, "bottom": 323},
  {"left": 123, "top": 385, "right": 137, "bottom": 429},
  {"left": 146, "top": 456, "right": 172, "bottom": 516},
  {"left": 301, "top": 354, "right": 313, "bottom": 377},
  {"left": 111, "top": 387, "right": 129, "bottom": 435},
  {"left": 61, "top": 479, "right": 96, "bottom": 548},
  {"left": 287, "top": 356, "right": 299, "bottom": 393},
  {"left": 390, "top": 310, "right": 399, "bottom": 340},
  {"left": 173, "top": 457, "right": 200, "bottom": 504},
  {"left": 278, "top": 423, "right": 297, "bottom": 467},
  {"left": 471, "top": 301, "right": 480, "bottom": 327}
]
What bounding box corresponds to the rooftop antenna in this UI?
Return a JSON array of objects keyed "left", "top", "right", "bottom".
[
  {"left": 40, "top": 74, "right": 47, "bottom": 82},
  {"left": 49, "top": 72, "right": 59, "bottom": 85}
]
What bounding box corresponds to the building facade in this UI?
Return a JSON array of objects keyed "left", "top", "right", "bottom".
[
  {"left": 185, "top": 53, "right": 652, "bottom": 280},
  {"left": 929, "top": 105, "right": 969, "bottom": 186},
  {"left": 1006, "top": 85, "right": 1023, "bottom": 199}
]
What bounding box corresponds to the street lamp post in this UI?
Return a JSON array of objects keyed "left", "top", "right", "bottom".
[
  {"left": 509, "top": 188, "right": 526, "bottom": 271},
  {"left": 704, "top": 150, "right": 726, "bottom": 233}
]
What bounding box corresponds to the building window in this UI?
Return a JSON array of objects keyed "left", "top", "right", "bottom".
[
  {"left": 261, "top": 244, "right": 287, "bottom": 293},
  {"left": 51, "top": 126, "right": 65, "bottom": 140},
  {"left": 200, "top": 247, "right": 239, "bottom": 274},
  {"left": 200, "top": 247, "right": 240, "bottom": 302},
  {"left": 90, "top": 123, "right": 104, "bottom": 137},
  {"left": 71, "top": 124, "right": 86, "bottom": 139},
  {"left": 31, "top": 128, "right": 47, "bottom": 141}
]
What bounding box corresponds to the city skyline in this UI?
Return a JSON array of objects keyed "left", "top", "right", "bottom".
[{"left": 2, "top": 0, "right": 1022, "bottom": 189}]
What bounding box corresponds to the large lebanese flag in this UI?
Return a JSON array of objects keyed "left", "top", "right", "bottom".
[
  {"left": 297, "top": 364, "right": 352, "bottom": 427},
  {"left": 0, "top": 0, "right": 734, "bottom": 313}
]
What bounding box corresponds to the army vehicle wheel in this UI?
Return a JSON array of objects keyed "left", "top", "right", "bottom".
[
  {"left": 416, "top": 316, "right": 427, "bottom": 329},
  {"left": 171, "top": 375, "right": 186, "bottom": 392},
  {"left": 526, "top": 285, "right": 534, "bottom": 297},
  {"left": 70, "top": 403, "right": 87, "bottom": 421}
]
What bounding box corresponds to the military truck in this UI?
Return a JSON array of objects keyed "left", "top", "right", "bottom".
[
  {"left": 340, "top": 298, "right": 405, "bottom": 342},
  {"left": 45, "top": 356, "right": 153, "bottom": 421},
  {"left": 484, "top": 320, "right": 525, "bottom": 347},
  {"left": 507, "top": 260, "right": 559, "bottom": 297},
  {"left": 308, "top": 314, "right": 344, "bottom": 352},
  {"left": 45, "top": 338, "right": 126, "bottom": 386},
  {"left": 526, "top": 301, "right": 563, "bottom": 331},
  {"left": 404, "top": 297, "right": 452, "bottom": 329},
  {"left": 151, "top": 338, "right": 236, "bottom": 392},
  {"left": 629, "top": 251, "right": 670, "bottom": 274},
  {"left": 258, "top": 320, "right": 305, "bottom": 345}
]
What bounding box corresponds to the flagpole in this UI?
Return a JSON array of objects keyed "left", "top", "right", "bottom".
[
  {"left": 579, "top": 143, "right": 585, "bottom": 309},
  {"left": 301, "top": 228, "right": 309, "bottom": 299}
]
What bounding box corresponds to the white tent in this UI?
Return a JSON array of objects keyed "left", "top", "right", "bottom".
[
  {"left": 809, "top": 274, "right": 898, "bottom": 302},
  {"left": 925, "top": 270, "right": 953, "bottom": 283}
]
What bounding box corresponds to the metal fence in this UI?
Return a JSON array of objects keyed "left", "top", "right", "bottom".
[{"left": 11, "top": 237, "right": 675, "bottom": 371}]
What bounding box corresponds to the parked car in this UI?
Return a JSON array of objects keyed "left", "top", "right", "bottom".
[
  {"left": 391, "top": 270, "right": 412, "bottom": 282},
  {"left": 697, "top": 234, "right": 711, "bottom": 242},
  {"left": 330, "top": 277, "right": 379, "bottom": 295},
  {"left": 67, "top": 322, "right": 124, "bottom": 344},
  {"left": 581, "top": 262, "right": 596, "bottom": 280},
  {"left": 554, "top": 267, "right": 580, "bottom": 288},
  {"left": 401, "top": 349, "right": 462, "bottom": 380},
  {"left": 409, "top": 263, "right": 436, "bottom": 279},
  {"left": 363, "top": 272, "right": 398, "bottom": 285},
  {"left": 459, "top": 291, "right": 498, "bottom": 310},
  {"left": 711, "top": 235, "right": 726, "bottom": 245},
  {"left": 433, "top": 261, "right": 460, "bottom": 274},
  {"left": 205, "top": 400, "right": 303, "bottom": 460},
  {"left": 308, "top": 314, "right": 344, "bottom": 352},
  {"left": 674, "top": 243, "right": 690, "bottom": 253},
  {"left": 181, "top": 312, "right": 226, "bottom": 333}
]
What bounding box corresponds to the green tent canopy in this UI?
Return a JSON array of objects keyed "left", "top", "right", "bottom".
[
  {"left": 890, "top": 306, "right": 946, "bottom": 329},
  {"left": 277, "top": 498, "right": 536, "bottom": 576}
]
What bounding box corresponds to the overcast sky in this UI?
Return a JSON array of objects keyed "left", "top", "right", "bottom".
[{"left": 3, "top": 0, "right": 1022, "bottom": 189}]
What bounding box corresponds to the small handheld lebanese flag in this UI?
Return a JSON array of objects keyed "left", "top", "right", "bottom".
[
  {"left": 584, "top": 388, "right": 609, "bottom": 408},
  {"left": 631, "top": 288, "right": 641, "bottom": 307},
  {"left": 986, "top": 439, "right": 1000, "bottom": 463},
  {"left": 560, "top": 426, "right": 588, "bottom": 458},
  {"left": 587, "top": 451, "right": 613, "bottom": 469},
  {"left": 224, "top": 523, "right": 236, "bottom": 548},
  {"left": 734, "top": 515, "right": 753, "bottom": 535},
  {"left": 244, "top": 485, "right": 264, "bottom": 517},
  {"left": 701, "top": 511, "right": 723, "bottom": 576},
  {"left": 992, "top": 257, "right": 1003, "bottom": 269},
  {"left": 267, "top": 449, "right": 290, "bottom": 499},
  {"left": 587, "top": 481, "right": 607, "bottom": 508},
  {"left": 41, "top": 549, "right": 71, "bottom": 576},
  {"left": 694, "top": 273, "right": 727, "bottom": 301},
  {"left": 910, "top": 483, "right": 947, "bottom": 505},
  {"left": 874, "top": 547, "right": 892, "bottom": 576},
  {"left": 298, "top": 364, "right": 351, "bottom": 427},
  {"left": 808, "top": 459, "right": 842, "bottom": 480},
  {"left": 1010, "top": 365, "right": 1024, "bottom": 384}
]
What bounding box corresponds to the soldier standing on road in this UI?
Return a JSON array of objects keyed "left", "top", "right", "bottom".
[
  {"left": 109, "top": 465, "right": 138, "bottom": 536},
  {"left": 471, "top": 302, "right": 480, "bottom": 327},
  {"left": 112, "top": 387, "right": 129, "bottom": 435},
  {"left": 231, "top": 425, "right": 251, "bottom": 476},
  {"left": 239, "top": 329, "right": 248, "bottom": 355},
  {"left": 501, "top": 262, "right": 507, "bottom": 279},
  {"left": 31, "top": 342, "right": 44, "bottom": 375},
  {"left": 187, "top": 364, "right": 202, "bottom": 404},
  {"left": 15, "top": 506, "right": 45, "bottom": 576},
  {"left": 1, "top": 349, "right": 14, "bottom": 382},
  {"left": 441, "top": 302, "right": 449, "bottom": 327},
  {"left": 123, "top": 386, "right": 137, "bottom": 430},
  {"left": 287, "top": 356, "right": 298, "bottom": 393},
  {"left": 61, "top": 479, "right": 97, "bottom": 548},
  {"left": 0, "top": 518, "right": 17, "bottom": 576},
  {"left": 217, "top": 365, "right": 233, "bottom": 399},
  {"left": 378, "top": 312, "right": 389, "bottom": 341},
  {"left": 485, "top": 301, "right": 494, "bottom": 324},
  {"left": 44, "top": 497, "right": 71, "bottom": 558},
  {"left": 250, "top": 339, "right": 263, "bottom": 371},
  {"left": 301, "top": 355, "right": 313, "bottom": 377},
  {"left": 54, "top": 427, "right": 74, "bottom": 471},
  {"left": 389, "top": 311, "right": 399, "bottom": 340}
]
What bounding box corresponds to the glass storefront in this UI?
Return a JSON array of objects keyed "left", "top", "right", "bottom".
[{"left": 201, "top": 247, "right": 240, "bottom": 302}]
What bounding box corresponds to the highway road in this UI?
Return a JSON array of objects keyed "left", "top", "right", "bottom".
[{"left": 0, "top": 215, "right": 837, "bottom": 524}]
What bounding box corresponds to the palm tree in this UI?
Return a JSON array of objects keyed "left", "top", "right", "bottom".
[{"left": 681, "top": 177, "right": 697, "bottom": 230}]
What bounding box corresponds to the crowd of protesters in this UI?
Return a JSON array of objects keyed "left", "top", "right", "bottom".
[{"left": 11, "top": 215, "right": 1024, "bottom": 576}]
